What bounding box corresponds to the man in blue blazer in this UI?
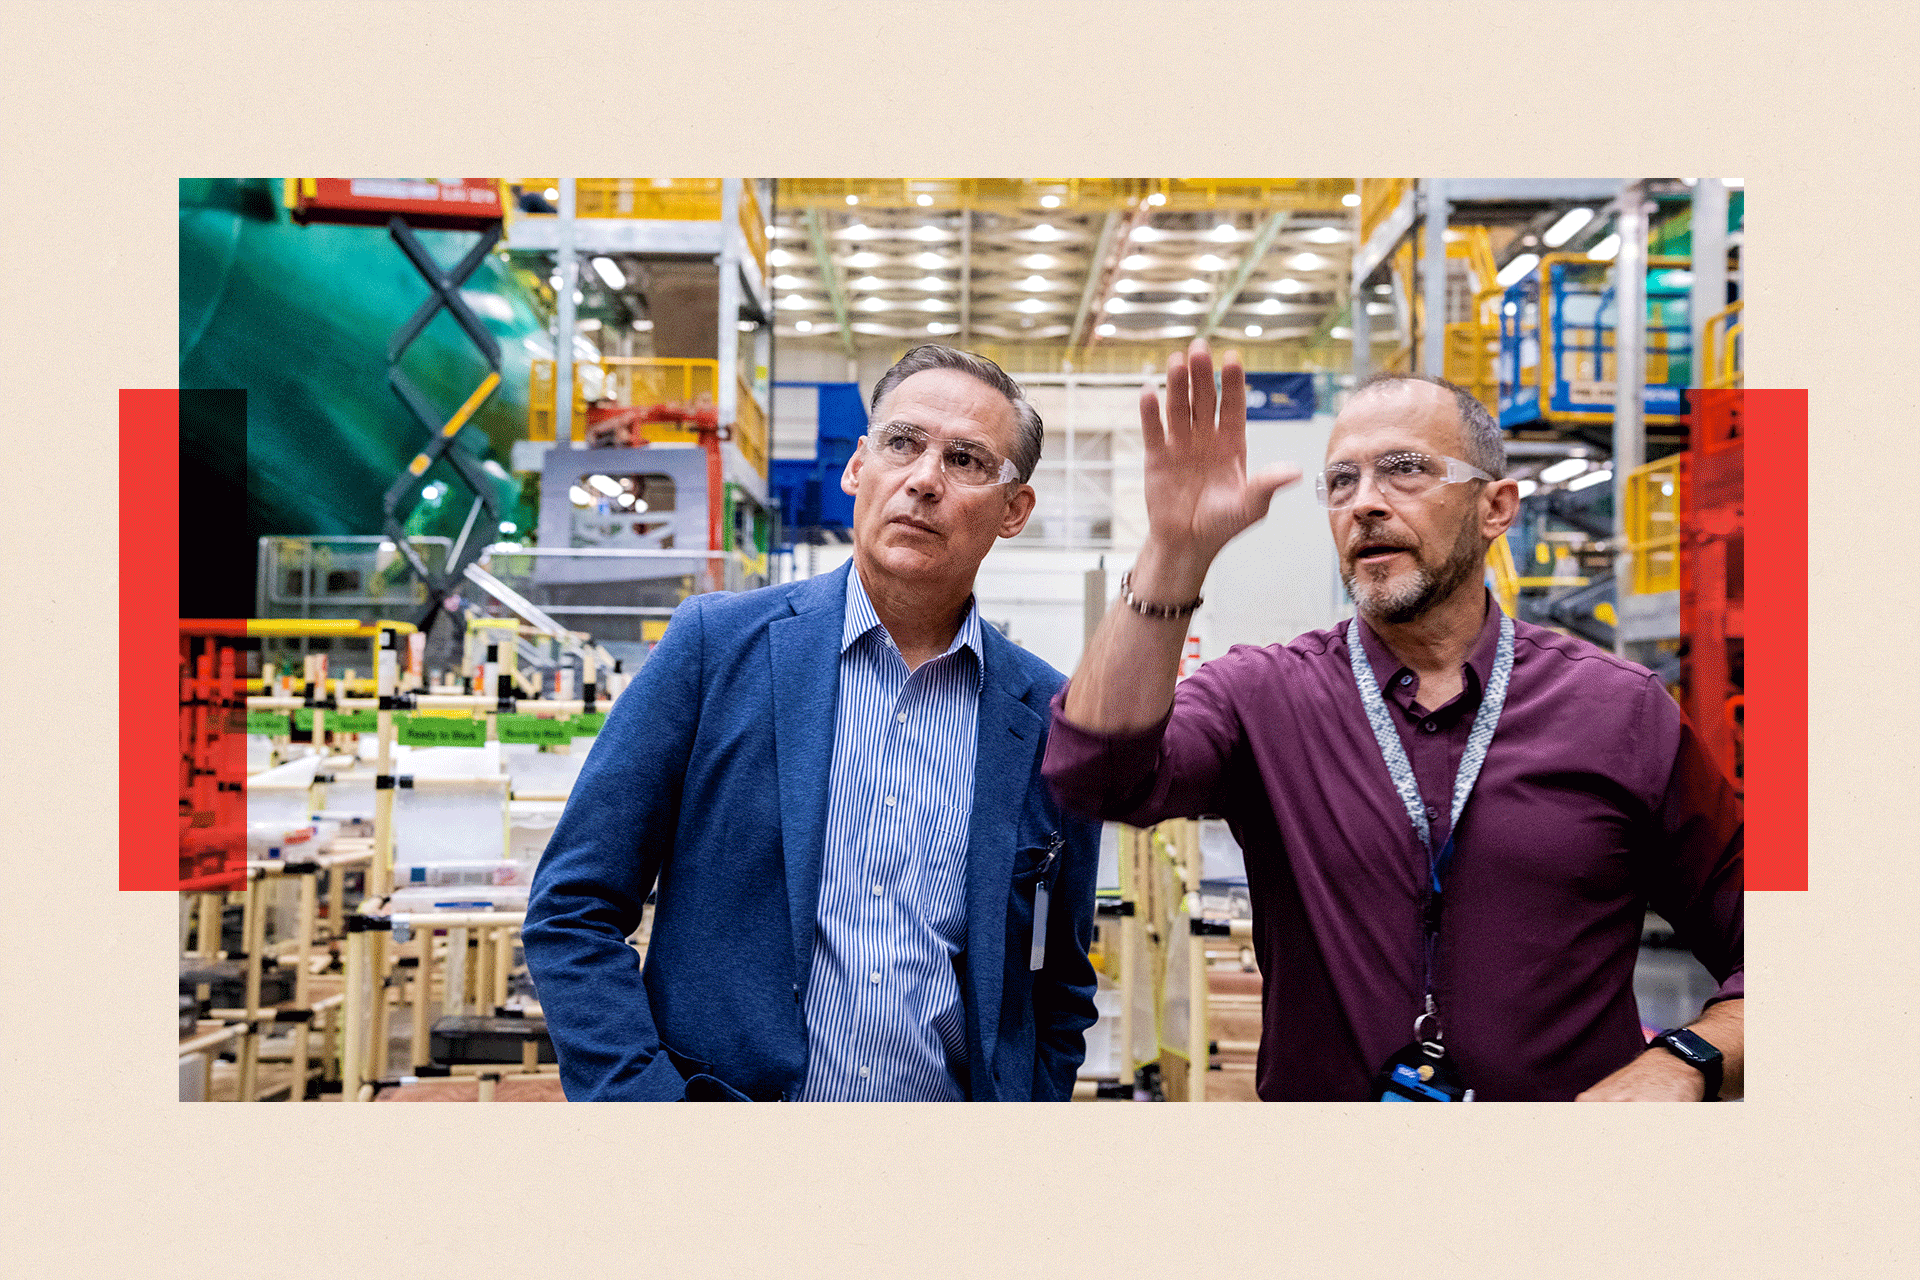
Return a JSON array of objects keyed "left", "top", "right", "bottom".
[{"left": 524, "top": 346, "right": 1103, "bottom": 1101}]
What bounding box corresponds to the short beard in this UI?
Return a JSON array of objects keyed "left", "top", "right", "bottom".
[{"left": 1342, "top": 514, "right": 1486, "bottom": 625}]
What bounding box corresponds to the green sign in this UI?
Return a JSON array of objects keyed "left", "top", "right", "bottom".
[
  {"left": 396, "top": 714, "right": 488, "bottom": 747},
  {"left": 246, "top": 711, "right": 291, "bottom": 735},
  {"left": 568, "top": 713, "right": 607, "bottom": 736},
  {"left": 496, "top": 714, "right": 572, "bottom": 745},
  {"left": 294, "top": 708, "right": 380, "bottom": 733}
]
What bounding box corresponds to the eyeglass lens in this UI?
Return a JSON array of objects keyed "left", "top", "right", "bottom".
[
  {"left": 872, "top": 426, "right": 1006, "bottom": 486},
  {"left": 1319, "top": 452, "right": 1445, "bottom": 508}
]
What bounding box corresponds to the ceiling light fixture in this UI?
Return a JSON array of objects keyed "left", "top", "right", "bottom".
[
  {"left": 1147, "top": 192, "right": 1166, "bottom": 206},
  {"left": 1245, "top": 324, "right": 1262, "bottom": 337},
  {"left": 915, "top": 193, "right": 932, "bottom": 206},
  {"left": 590, "top": 256, "right": 626, "bottom": 290},
  {"left": 1586, "top": 233, "right": 1621, "bottom": 262},
  {"left": 1566, "top": 467, "right": 1613, "bottom": 492},
  {"left": 846, "top": 194, "right": 859, "bottom": 205},
  {"left": 1495, "top": 253, "right": 1540, "bottom": 288},
  {"left": 1539, "top": 457, "right": 1589, "bottom": 484},
  {"left": 1542, "top": 207, "right": 1594, "bottom": 248},
  {"left": 1040, "top": 194, "right": 1061, "bottom": 208},
  {"left": 1341, "top": 192, "right": 1360, "bottom": 207},
  {"left": 1095, "top": 322, "right": 1117, "bottom": 336}
]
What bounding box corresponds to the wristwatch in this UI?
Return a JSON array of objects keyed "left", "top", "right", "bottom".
[{"left": 1650, "top": 1027, "right": 1724, "bottom": 1100}]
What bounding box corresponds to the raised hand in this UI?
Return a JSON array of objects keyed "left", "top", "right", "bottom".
[{"left": 1139, "top": 338, "right": 1302, "bottom": 573}]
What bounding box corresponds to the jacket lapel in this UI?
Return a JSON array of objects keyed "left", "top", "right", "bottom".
[
  {"left": 963, "top": 627, "right": 1041, "bottom": 1092},
  {"left": 769, "top": 563, "right": 851, "bottom": 987}
]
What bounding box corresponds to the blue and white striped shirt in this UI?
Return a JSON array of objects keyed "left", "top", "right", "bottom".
[{"left": 796, "top": 569, "right": 981, "bottom": 1101}]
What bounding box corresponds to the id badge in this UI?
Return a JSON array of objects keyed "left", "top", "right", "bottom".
[
  {"left": 1371, "top": 1041, "right": 1474, "bottom": 1102},
  {"left": 1028, "top": 883, "right": 1048, "bottom": 971}
]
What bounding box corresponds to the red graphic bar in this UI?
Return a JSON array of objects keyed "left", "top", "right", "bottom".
[
  {"left": 1740, "top": 389, "right": 1808, "bottom": 889},
  {"left": 121, "top": 390, "right": 182, "bottom": 889}
]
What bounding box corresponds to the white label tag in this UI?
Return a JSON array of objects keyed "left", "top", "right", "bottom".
[{"left": 1029, "top": 884, "right": 1048, "bottom": 971}]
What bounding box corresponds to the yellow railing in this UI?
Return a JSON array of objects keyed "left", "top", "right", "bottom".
[
  {"left": 738, "top": 181, "right": 769, "bottom": 280},
  {"left": 734, "top": 372, "right": 768, "bottom": 475},
  {"left": 526, "top": 357, "right": 720, "bottom": 444},
  {"left": 775, "top": 178, "right": 1355, "bottom": 214},
  {"left": 1701, "top": 300, "right": 1744, "bottom": 389},
  {"left": 517, "top": 178, "right": 724, "bottom": 221},
  {"left": 1624, "top": 455, "right": 1686, "bottom": 595},
  {"left": 1358, "top": 178, "right": 1412, "bottom": 245},
  {"left": 1486, "top": 534, "right": 1520, "bottom": 619}
]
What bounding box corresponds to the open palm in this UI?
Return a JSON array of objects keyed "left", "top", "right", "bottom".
[{"left": 1140, "top": 339, "right": 1301, "bottom": 561}]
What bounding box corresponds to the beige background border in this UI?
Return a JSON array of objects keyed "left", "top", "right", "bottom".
[{"left": 1, "top": 1, "right": 1914, "bottom": 1275}]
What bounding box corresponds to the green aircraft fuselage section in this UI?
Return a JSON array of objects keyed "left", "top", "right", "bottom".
[{"left": 179, "top": 178, "right": 544, "bottom": 558}]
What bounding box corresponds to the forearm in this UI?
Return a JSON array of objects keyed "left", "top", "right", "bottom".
[
  {"left": 1689, "top": 997, "right": 1744, "bottom": 1099},
  {"left": 1062, "top": 540, "right": 1212, "bottom": 733},
  {"left": 1576, "top": 997, "right": 1743, "bottom": 1101}
]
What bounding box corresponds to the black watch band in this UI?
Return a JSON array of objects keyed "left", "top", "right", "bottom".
[{"left": 1651, "top": 1027, "right": 1724, "bottom": 1101}]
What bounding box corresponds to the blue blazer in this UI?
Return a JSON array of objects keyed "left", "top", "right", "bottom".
[{"left": 523, "top": 561, "right": 1102, "bottom": 1101}]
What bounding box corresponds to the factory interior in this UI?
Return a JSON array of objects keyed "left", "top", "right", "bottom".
[{"left": 175, "top": 176, "right": 1747, "bottom": 1102}]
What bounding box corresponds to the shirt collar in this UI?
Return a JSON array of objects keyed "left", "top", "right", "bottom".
[
  {"left": 842, "top": 566, "right": 984, "bottom": 679},
  {"left": 1352, "top": 590, "right": 1504, "bottom": 712}
]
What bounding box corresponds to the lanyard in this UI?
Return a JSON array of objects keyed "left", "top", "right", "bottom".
[{"left": 1347, "top": 611, "right": 1514, "bottom": 1039}]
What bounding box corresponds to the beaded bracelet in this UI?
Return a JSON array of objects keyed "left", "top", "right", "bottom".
[{"left": 1119, "top": 570, "right": 1204, "bottom": 619}]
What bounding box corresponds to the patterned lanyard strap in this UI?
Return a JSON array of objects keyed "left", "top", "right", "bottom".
[{"left": 1348, "top": 611, "right": 1515, "bottom": 1037}]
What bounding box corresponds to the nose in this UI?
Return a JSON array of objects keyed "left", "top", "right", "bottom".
[
  {"left": 1349, "top": 468, "right": 1392, "bottom": 517},
  {"left": 903, "top": 445, "right": 946, "bottom": 497}
]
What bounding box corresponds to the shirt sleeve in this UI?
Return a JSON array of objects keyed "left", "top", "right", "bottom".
[
  {"left": 1042, "top": 657, "right": 1249, "bottom": 826},
  {"left": 1635, "top": 677, "right": 1745, "bottom": 1005}
]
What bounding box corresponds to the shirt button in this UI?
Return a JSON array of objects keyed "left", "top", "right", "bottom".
[
  {"left": 1399, "top": 674, "right": 1414, "bottom": 686},
  {"left": 1422, "top": 720, "right": 1438, "bottom": 733},
  {"left": 869, "top": 971, "right": 882, "bottom": 984},
  {"left": 858, "top": 1065, "right": 870, "bottom": 1078},
  {"left": 897, "top": 711, "right": 908, "bottom": 723},
  {"left": 871, "top": 884, "right": 883, "bottom": 896},
  {"left": 1425, "top": 804, "right": 1439, "bottom": 820},
  {"left": 883, "top": 795, "right": 896, "bottom": 806}
]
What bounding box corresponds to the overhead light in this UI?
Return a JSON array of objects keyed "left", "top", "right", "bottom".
[
  {"left": 846, "top": 194, "right": 859, "bottom": 205},
  {"left": 1095, "top": 322, "right": 1117, "bottom": 336},
  {"left": 1503, "top": 301, "right": 1518, "bottom": 316},
  {"left": 1542, "top": 207, "right": 1594, "bottom": 248},
  {"left": 919, "top": 298, "right": 947, "bottom": 311},
  {"left": 1373, "top": 283, "right": 1392, "bottom": 295},
  {"left": 1146, "top": 192, "right": 1167, "bottom": 206},
  {"left": 778, "top": 295, "right": 813, "bottom": 310},
  {"left": 578, "top": 318, "right": 602, "bottom": 331},
  {"left": 1287, "top": 252, "right": 1327, "bottom": 270},
  {"left": 543, "top": 187, "right": 559, "bottom": 202},
  {"left": 1304, "top": 226, "right": 1348, "bottom": 244},
  {"left": 1567, "top": 467, "right": 1613, "bottom": 492},
  {"left": 1367, "top": 302, "right": 1394, "bottom": 315},
  {"left": 795, "top": 319, "right": 812, "bottom": 332},
  {"left": 737, "top": 319, "right": 757, "bottom": 331},
  {"left": 1019, "top": 253, "right": 1058, "bottom": 269},
  {"left": 1341, "top": 192, "right": 1360, "bottom": 207},
  {"left": 1033, "top": 223, "right": 1053, "bottom": 234},
  {"left": 590, "top": 256, "right": 626, "bottom": 289},
  {"left": 1495, "top": 253, "right": 1540, "bottom": 287},
  {"left": 917, "top": 252, "right": 944, "bottom": 269},
  {"left": 421, "top": 483, "right": 443, "bottom": 500},
  {"left": 1586, "top": 233, "right": 1621, "bottom": 262},
  {"left": 1275, "top": 278, "right": 1306, "bottom": 293},
  {"left": 1196, "top": 254, "right": 1227, "bottom": 271},
  {"left": 846, "top": 251, "right": 881, "bottom": 268},
  {"left": 588, "top": 474, "right": 623, "bottom": 497},
  {"left": 498, "top": 521, "right": 517, "bottom": 533},
  {"left": 1012, "top": 298, "right": 1049, "bottom": 313},
  {"left": 1120, "top": 253, "right": 1150, "bottom": 269},
  {"left": 1258, "top": 298, "right": 1283, "bottom": 315},
  {"left": 913, "top": 225, "right": 944, "bottom": 241},
  {"left": 768, "top": 248, "right": 793, "bottom": 267},
  {"left": 1539, "top": 457, "right": 1589, "bottom": 484},
  {"left": 926, "top": 322, "right": 940, "bottom": 332},
  {"left": 1040, "top": 194, "right": 1061, "bottom": 208},
  {"left": 772, "top": 274, "right": 806, "bottom": 289},
  {"left": 1103, "top": 297, "right": 1130, "bottom": 313},
  {"left": 548, "top": 273, "right": 563, "bottom": 289},
  {"left": 1114, "top": 278, "right": 1141, "bottom": 292},
  {"left": 1212, "top": 222, "right": 1237, "bottom": 240},
  {"left": 568, "top": 485, "right": 593, "bottom": 505},
  {"left": 1330, "top": 326, "right": 1352, "bottom": 339},
  {"left": 1244, "top": 324, "right": 1262, "bottom": 337},
  {"left": 851, "top": 275, "right": 887, "bottom": 290},
  {"left": 915, "top": 276, "right": 946, "bottom": 290},
  {"left": 1130, "top": 225, "right": 1163, "bottom": 242},
  {"left": 857, "top": 297, "right": 888, "bottom": 311},
  {"left": 915, "top": 193, "right": 933, "bottom": 206},
  {"left": 1514, "top": 479, "right": 1538, "bottom": 499},
  {"left": 616, "top": 492, "right": 635, "bottom": 508},
  {"left": 1165, "top": 299, "right": 1203, "bottom": 315},
  {"left": 1022, "top": 274, "right": 1050, "bottom": 290},
  {"left": 764, "top": 224, "right": 775, "bottom": 237},
  {"left": 632, "top": 319, "right": 653, "bottom": 330},
  {"left": 572, "top": 289, "right": 584, "bottom": 305}
]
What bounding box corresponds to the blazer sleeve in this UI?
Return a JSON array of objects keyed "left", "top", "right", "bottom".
[
  {"left": 521, "top": 597, "right": 709, "bottom": 1100},
  {"left": 1029, "top": 810, "right": 1103, "bottom": 1100}
]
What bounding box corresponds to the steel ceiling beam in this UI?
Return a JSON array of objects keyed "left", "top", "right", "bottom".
[
  {"left": 1076, "top": 206, "right": 1155, "bottom": 349},
  {"left": 1066, "top": 211, "right": 1122, "bottom": 349},
  {"left": 802, "top": 208, "right": 856, "bottom": 356},
  {"left": 1202, "top": 211, "right": 1291, "bottom": 337}
]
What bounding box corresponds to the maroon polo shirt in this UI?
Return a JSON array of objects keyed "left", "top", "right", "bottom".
[{"left": 1044, "top": 597, "right": 1743, "bottom": 1101}]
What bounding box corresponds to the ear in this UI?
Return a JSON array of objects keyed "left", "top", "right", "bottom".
[
  {"left": 1481, "top": 477, "right": 1521, "bottom": 541},
  {"left": 840, "top": 442, "right": 865, "bottom": 498},
  {"left": 997, "top": 484, "right": 1037, "bottom": 539}
]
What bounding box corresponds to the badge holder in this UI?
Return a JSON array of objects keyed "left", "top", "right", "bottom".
[{"left": 1371, "top": 1000, "right": 1475, "bottom": 1102}]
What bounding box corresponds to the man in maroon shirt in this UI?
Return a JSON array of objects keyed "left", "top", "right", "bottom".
[{"left": 1043, "top": 338, "right": 1743, "bottom": 1102}]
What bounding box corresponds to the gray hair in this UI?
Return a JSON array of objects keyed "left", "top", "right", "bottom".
[
  {"left": 868, "top": 345, "right": 1044, "bottom": 484},
  {"left": 1349, "top": 371, "right": 1506, "bottom": 478}
]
